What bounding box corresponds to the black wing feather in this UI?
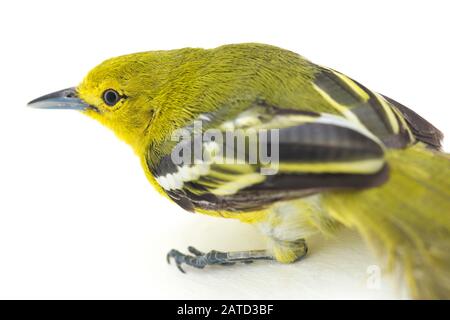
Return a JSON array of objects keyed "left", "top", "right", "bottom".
[{"left": 382, "top": 95, "right": 444, "bottom": 150}]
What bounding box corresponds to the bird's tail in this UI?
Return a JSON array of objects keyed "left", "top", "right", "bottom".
[{"left": 323, "top": 143, "right": 450, "bottom": 299}]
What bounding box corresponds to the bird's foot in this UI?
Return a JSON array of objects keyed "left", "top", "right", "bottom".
[{"left": 166, "top": 246, "right": 273, "bottom": 273}]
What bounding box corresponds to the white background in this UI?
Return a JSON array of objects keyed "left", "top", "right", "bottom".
[{"left": 0, "top": 0, "right": 448, "bottom": 299}]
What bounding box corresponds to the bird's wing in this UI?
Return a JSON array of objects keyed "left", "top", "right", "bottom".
[
  {"left": 311, "top": 67, "right": 414, "bottom": 148},
  {"left": 147, "top": 100, "right": 390, "bottom": 212},
  {"left": 311, "top": 66, "right": 443, "bottom": 149},
  {"left": 147, "top": 66, "right": 444, "bottom": 214},
  {"left": 381, "top": 95, "right": 443, "bottom": 150}
]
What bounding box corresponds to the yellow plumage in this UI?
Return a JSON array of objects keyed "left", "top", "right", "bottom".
[{"left": 324, "top": 144, "right": 450, "bottom": 299}]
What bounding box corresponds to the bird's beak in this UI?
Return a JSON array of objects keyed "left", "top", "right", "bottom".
[{"left": 27, "top": 87, "right": 90, "bottom": 111}]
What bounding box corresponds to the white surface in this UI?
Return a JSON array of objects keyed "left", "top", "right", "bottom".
[{"left": 0, "top": 0, "right": 449, "bottom": 299}]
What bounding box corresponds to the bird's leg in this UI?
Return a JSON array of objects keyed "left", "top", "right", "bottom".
[
  {"left": 166, "top": 246, "right": 275, "bottom": 273},
  {"left": 167, "top": 239, "right": 308, "bottom": 273}
]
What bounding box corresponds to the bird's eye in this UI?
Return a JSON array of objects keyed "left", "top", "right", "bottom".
[{"left": 102, "top": 89, "right": 121, "bottom": 106}]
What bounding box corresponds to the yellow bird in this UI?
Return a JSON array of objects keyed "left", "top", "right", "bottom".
[{"left": 28, "top": 43, "right": 450, "bottom": 299}]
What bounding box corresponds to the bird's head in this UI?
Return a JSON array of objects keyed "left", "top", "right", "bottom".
[{"left": 28, "top": 51, "right": 178, "bottom": 154}]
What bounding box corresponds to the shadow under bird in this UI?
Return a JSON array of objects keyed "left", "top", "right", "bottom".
[{"left": 28, "top": 43, "right": 450, "bottom": 299}]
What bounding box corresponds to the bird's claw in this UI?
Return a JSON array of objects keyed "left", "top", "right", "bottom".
[{"left": 166, "top": 249, "right": 195, "bottom": 273}]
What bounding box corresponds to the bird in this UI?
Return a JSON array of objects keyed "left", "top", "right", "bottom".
[{"left": 28, "top": 43, "right": 450, "bottom": 299}]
